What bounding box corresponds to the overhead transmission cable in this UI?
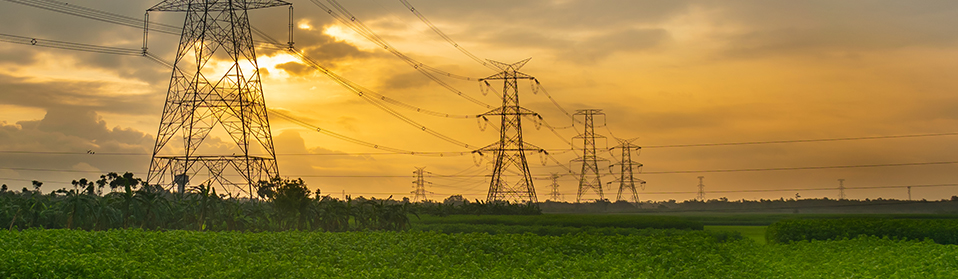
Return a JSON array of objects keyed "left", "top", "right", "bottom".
[
  {"left": 641, "top": 160, "right": 958, "bottom": 175},
  {"left": 306, "top": 0, "right": 493, "bottom": 110},
  {"left": 0, "top": 33, "right": 141, "bottom": 55},
  {"left": 632, "top": 183, "right": 958, "bottom": 195},
  {"left": 643, "top": 132, "right": 958, "bottom": 149},
  {"left": 251, "top": 28, "right": 479, "bottom": 150},
  {"left": 0, "top": 33, "right": 173, "bottom": 68},
  {"left": 5, "top": 160, "right": 958, "bottom": 179},
  {"left": 269, "top": 109, "right": 470, "bottom": 156},
  {"left": 251, "top": 27, "right": 479, "bottom": 118},
  {"left": 397, "top": 0, "right": 495, "bottom": 71},
  {"left": 5, "top": 0, "right": 482, "bottom": 123},
  {"left": 3, "top": 130, "right": 958, "bottom": 157},
  {"left": 2, "top": 0, "right": 180, "bottom": 35},
  {"left": 314, "top": 0, "right": 478, "bottom": 80}
]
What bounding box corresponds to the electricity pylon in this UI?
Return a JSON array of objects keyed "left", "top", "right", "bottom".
[
  {"left": 697, "top": 176, "right": 706, "bottom": 201},
  {"left": 411, "top": 167, "right": 429, "bottom": 202},
  {"left": 609, "top": 138, "right": 644, "bottom": 202},
  {"left": 548, "top": 173, "right": 563, "bottom": 201},
  {"left": 474, "top": 58, "right": 544, "bottom": 203},
  {"left": 572, "top": 109, "right": 608, "bottom": 202},
  {"left": 838, "top": 179, "right": 846, "bottom": 200},
  {"left": 146, "top": 0, "right": 290, "bottom": 196}
]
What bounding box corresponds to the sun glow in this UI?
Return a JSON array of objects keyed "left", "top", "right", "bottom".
[
  {"left": 297, "top": 20, "right": 313, "bottom": 31},
  {"left": 322, "top": 25, "right": 379, "bottom": 51}
]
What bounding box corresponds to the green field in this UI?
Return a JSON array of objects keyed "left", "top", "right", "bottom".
[
  {"left": 4, "top": 214, "right": 957, "bottom": 277},
  {"left": 652, "top": 213, "right": 958, "bottom": 226},
  {"left": 2, "top": 229, "right": 957, "bottom": 278},
  {"left": 706, "top": 225, "right": 767, "bottom": 244}
]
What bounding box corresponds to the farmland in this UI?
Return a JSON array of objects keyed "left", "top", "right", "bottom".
[{"left": 2, "top": 225, "right": 958, "bottom": 278}]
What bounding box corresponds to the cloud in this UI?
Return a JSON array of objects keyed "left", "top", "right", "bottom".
[
  {"left": 0, "top": 108, "right": 154, "bottom": 191},
  {"left": 708, "top": 0, "right": 958, "bottom": 59},
  {"left": 0, "top": 73, "right": 160, "bottom": 115}
]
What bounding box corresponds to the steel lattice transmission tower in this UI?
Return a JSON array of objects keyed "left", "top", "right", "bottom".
[
  {"left": 411, "top": 167, "right": 429, "bottom": 202},
  {"left": 838, "top": 179, "right": 846, "bottom": 200},
  {"left": 146, "top": 0, "right": 290, "bottom": 196},
  {"left": 548, "top": 173, "right": 563, "bottom": 201},
  {"left": 609, "top": 138, "right": 645, "bottom": 202},
  {"left": 572, "top": 109, "right": 608, "bottom": 202},
  {"left": 697, "top": 176, "right": 706, "bottom": 201},
  {"left": 474, "top": 58, "right": 544, "bottom": 203}
]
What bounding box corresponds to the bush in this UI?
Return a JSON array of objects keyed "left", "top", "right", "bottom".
[{"left": 766, "top": 218, "right": 958, "bottom": 244}]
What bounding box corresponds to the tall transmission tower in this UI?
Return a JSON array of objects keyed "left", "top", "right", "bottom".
[
  {"left": 609, "top": 138, "right": 644, "bottom": 203},
  {"left": 572, "top": 109, "right": 607, "bottom": 202},
  {"left": 145, "top": 0, "right": 291, "bottom": 196},
  {"left": 907, "top": 186, "right": 912, "bottom": 201},
  {"left": 411, "top": 167, "right": 429, "bottom": 202},
  {"left": 548, "top": 173, "right": 563, "bottom": 201},
  {"left": 474, "top": 58, "right": 544, "bottom": 203},
  {"left": 697, "top": 176, "right": 706, "bottom": 201},
  {"left": 838, "top": 179, "right": 846, "bottom": 200}
]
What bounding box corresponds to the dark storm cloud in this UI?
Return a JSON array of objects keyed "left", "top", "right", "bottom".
[{"left": 0, "top": 74, "right": 160, "bottom": 115}]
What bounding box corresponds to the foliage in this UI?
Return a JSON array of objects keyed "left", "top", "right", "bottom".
[
  {"left": 0, "top": 173, "right": 413, "bottom": 232},
  {"left": 766, "top": 218, "right": 958, "bottom": 244},
  {"left": 413, "top": 223, "right": 742, "bottom": 241},
  {"left": 414, "top": 214, "right": 704, "bottom": 230},
  {"left": 411, "top": 199, "right": 541, "bottom": 216},
  {"left": 1, "top": 229, "right": 957, "bottom": 278}
]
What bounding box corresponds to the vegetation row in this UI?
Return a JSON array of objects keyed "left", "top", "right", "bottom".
[
  {"left": 0, "top": 173, "right": 537, "bottom": 232},
  {"left": 766, "top": 218, "right": 958, "bottom": 244},
  {"left": 414, "top": 214, "right": 704, "bottom": 230}
]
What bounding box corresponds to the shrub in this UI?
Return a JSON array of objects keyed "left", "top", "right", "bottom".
[{"left": 766, "top": 218, "right": 958, "bottom": 244}]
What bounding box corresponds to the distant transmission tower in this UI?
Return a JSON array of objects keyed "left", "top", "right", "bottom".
[
  {"left": 609, "top": 138, "right": 644, "bottom": 202},
  {"left": 572, "top": 109, "right": 608, "bottom": 202},
  {"left": 838, "top": 179, "right": 846, "bottom": 200},
  {"left": 411, "top": 167, "right": 429, "bottom": 202},
  {"left": 697, "top": 176, "right": 706, "bottom": 201},
  {"left": 475, "top": 58, "right": 544, "bottom": 203},
  {"left": 548, "top": 173, "right": 563, "bottom": 201},
  {"left": 907, "top": 186, "right": 912, "bottom": 201},
  {"left": 146, "top": 0, "right": 291, "bottom": 196}
]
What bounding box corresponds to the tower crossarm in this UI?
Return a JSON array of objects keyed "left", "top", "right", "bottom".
[
  {"left": 478, "top": 106, "right": 540, "bottom": 117},
  {"left": 149, "top": 0, "right": 291, "bottom": 12},
  {"left": 479, "top": 72, "right": 535, "bottom": 81}
]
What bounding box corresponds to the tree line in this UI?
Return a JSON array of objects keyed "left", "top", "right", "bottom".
[{"left": 0, "top": 173, "right": 541, "bottom": 232}]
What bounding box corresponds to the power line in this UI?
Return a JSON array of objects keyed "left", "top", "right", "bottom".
[
  {"left": 310, "top": 0, "right": 480, "bottom": 81},
  {"left": 250, "top": 27, "right": 482, "bottom": 118},
  {"left": 642, "top": 160, "right": 958, "bottom": 175},
  {"left": 0, "top": 33, "right": 142, "bottom": 55},
  {"left": 270, "top": 109, "right": 472, "bottom": 157},
  {"left": 397, "top": 0, "right": 495, "bottom": 70},
  {"left": 643, "top": 132, "right": 958, "bottom": 149},
  {"left": 634, "top": 183, "right": 958, "bottom": 195},
  {"left": 3, "top": 0, "right": 181, "bottom": 35}
]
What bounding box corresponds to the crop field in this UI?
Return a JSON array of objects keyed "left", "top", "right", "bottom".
[{"left": 2, "top": 229, "right": 957, "bottom": 278}]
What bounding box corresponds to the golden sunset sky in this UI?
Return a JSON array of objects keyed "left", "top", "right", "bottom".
[{"left": 1, "top": 0, "right": 957, "bottom": 202}]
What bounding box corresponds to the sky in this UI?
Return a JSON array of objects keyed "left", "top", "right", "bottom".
[{"left": 1, "top": 0, "right": 958, "bottom": 202}]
